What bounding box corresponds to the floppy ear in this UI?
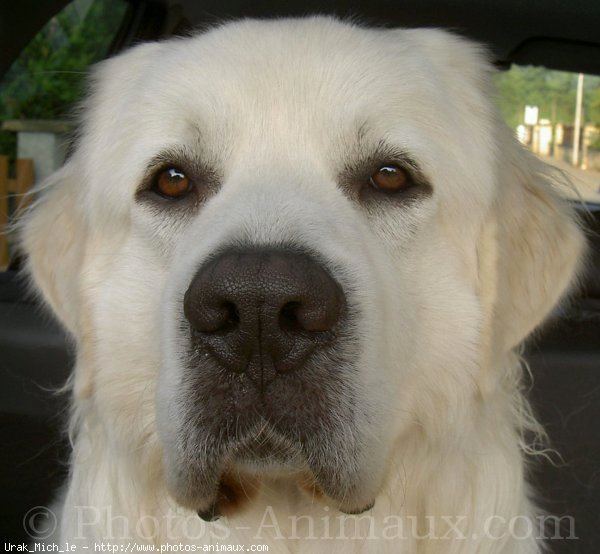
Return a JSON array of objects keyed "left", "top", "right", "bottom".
[
  {"left": 19, "top": 42, "right": 164, "bottom": 332},
  {"left": 480, "top": 140, "right": 586, "bottom": 353},
  {"left": 20, "top": 161, "right": 87, "bottom": 338}
]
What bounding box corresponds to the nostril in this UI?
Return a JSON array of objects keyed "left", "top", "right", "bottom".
[
  {"left": 278, "top": 301, "right": 302, "bottom": 332},
  {"left": 279, "top": 299, "right": 341, "bottom": 333},
  {"left": 184, "top": 293, "right": 241, "bottom": 334},
  {"left": 220, "top": 301, "right": 240, "bottom": 332}
]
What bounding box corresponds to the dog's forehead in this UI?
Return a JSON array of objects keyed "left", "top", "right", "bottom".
[
  {"left": 155, "top": 19, "right": 434, "bottom": 110},
  {"left": 79, "top": 17, "right": 496, "bottom": 218},
  {"left": 93, "top": 19, "right": 459, "bottom": 149}
]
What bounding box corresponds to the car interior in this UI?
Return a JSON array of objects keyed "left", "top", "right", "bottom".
[{"left": 1, "top": 1, "right": 599, "bottom": 551}]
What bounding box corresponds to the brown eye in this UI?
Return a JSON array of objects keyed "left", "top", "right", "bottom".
[
  {"left": 155, "top": 167, "right": 192, "bottom": 198},
  {"left": 369, "top": 165, "right": 410, "bottom": 192}
]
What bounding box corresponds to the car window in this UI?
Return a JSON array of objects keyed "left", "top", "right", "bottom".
[
  {"left": 0, "top": 0, "right": 127, "bottom": 269},
  {"left": 495, "top": 65, "right": 600, "bottom": 204}
]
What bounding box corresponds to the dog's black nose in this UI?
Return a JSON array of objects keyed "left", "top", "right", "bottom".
[{"left": 183, "top": 249, "right": 345, "bottom": 379}]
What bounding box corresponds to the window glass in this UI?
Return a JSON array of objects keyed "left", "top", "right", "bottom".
[
  {"left": 0, "top": 0, "right": 127, "bottom": 269},
  {"left": 0, "top": 0, "right": 128, "bottom": 159},
  {"left": 495, "top": 66, "right": 600, "bottom": 203}
]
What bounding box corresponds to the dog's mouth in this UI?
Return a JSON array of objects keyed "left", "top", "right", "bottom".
[
  {"left": 160, "top": 345, "right": 384, "bottom": 519},
  {"left": 162, "top": 418, "right": 378, "bottom": 520},
  {"left": 232, "top": 429, "right": 306, "bottom": 473},
  {"left": 194, "top": 429, "right": 310, "bottom": 522}
]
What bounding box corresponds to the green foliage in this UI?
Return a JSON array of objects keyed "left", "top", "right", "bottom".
[
  {"left": 2, "top": 4, "right": 600, "bottom": 159},
  {"left": 0, "top": 0, "right": 126, "bottom": 157},
  {"left": 494, "top": 65, "right": 600, "bottom": 130},
  {"left": 591, "top": 88, "right": 600, "bottom": 127}
]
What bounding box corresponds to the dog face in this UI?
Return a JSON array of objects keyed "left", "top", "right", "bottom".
[{"left": 21, "top": 17, "right": 583, "bottom": 519}]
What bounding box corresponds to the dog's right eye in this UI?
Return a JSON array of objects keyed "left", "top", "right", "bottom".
[
  {"left": 369, "top": 165, "right": 411, "bottom": 192},
  {"left": 153, "top": 167, "right": 192, "bottom": 199}
]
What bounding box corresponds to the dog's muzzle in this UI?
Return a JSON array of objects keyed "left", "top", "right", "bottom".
[
  {"left": 163, "top": 247, "right": 377, "bottom": 517},
  {"left": 183, "top": 248, "right": 346, "bottom": 383}
]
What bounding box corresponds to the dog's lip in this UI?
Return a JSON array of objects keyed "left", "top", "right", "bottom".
[
  {"left": 197, "top": 504, "right": 221, "bottom": 522},
  {"left": 165, "top": 423, "right": 382, "bottom": 517},
  {"left": 298, "top": 474, "right": 376, "bottom": 515},
  {"left": 187, "top": 476, "right": 378, "bottom": 520},
  {"left": 193, "top": 468, "right": 377, "bottom": 521},
  {"left": 339, "top": 501, "right": 376, "bottom": 515},
  {"left": 196, "top": 481, "right": 376, "bottom": 522},
  {"left": 188, "top": 463, "right": 379, "bottom": 519}
]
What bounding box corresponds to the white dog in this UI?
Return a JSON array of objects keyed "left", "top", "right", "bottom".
[{"left": 21, "top": 16, "right": 584, "bottom": 553}]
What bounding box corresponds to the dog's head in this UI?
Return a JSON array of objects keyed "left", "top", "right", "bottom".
[{"left": 21, "top": 18, "right": 584, "bottom": 517}]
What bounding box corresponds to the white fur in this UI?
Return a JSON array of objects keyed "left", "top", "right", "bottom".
[{"left": 20, "top": 17, "right": 584, "bottom": 553}]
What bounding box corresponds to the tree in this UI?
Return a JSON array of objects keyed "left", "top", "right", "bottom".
[
  {"left": 494, "top": 65, "right": 600, "bottom": 131},
  {"left": 0, "top": 0, "right": 126, "bottom": 157}
]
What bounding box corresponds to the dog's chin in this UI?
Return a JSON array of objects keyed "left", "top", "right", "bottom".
[
  {"left": 165, "top": 429, "right": 377, "bottom": 520},
  {"left": 231, "top": 434, "right": 307, "bottom": 476}
]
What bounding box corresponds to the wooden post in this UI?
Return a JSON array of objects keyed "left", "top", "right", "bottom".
[
  {"left": 0, "top": 156, "right": 8, "bottom": 269},
  {"left": 0, "top": 155, "right": 35, "bottom": 269},
  {"left": 572, "top": 73, "right": 584, "bottom": 167},
  {"left": 14, "top": 158, "right": 35, "bottom": 214}
]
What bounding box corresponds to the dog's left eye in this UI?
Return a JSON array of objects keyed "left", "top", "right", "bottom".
[
  {"left": 369, "top": 165, "right": 411, "bottom": 192},
  {"left": 154, "top": 167, "right": 192, "bottom": 199}
]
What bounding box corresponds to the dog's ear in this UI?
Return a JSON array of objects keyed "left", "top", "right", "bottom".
[
  {"left": 20, "top": 161, "right": 87, "bottom": 337},
  {"left": 479, "top": 141, "right": 586, "bottom": 353}
]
